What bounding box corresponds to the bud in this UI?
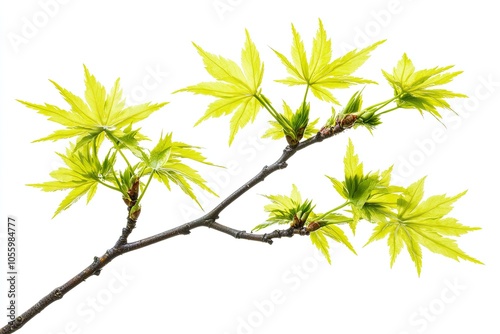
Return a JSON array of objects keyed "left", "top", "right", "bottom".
[
  {"left": 300, "top": 210, "right": 311, "bottom": 222},
  {"left": 290, "top": 213, "right": 304, "bottom": 228},
  {"left": 306, "top": 221, "right": 321, "bottom": 232},
  {"left": 360, "top": 108, "right": 376, "bottom": 122},
  {"left": 339, "top": 114, "right": 358, "bottom": 129},
  {"left": 320, "top": 125, "right": 334, "bottom": 137},
  {"left": 128, "top": 176, "right": 140, "bottom": 201},
  {"left": 129, "top": 205, "right": 141, "bottom": 221},
  {"left": 122, "top": 196, "right": 132, "bottom": 207},
  {"left": 285, "top": 134, "right": 299, "bottom": 147}
]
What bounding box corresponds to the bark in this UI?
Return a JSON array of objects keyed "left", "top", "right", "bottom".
[{"left": 0, "top": 124, "right": 345, "bottom": 333}]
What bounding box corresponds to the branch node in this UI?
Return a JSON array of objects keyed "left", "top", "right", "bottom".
[
  {"left": 205, "top": 219, "right": 215, "bottom": 228},
  {"left": 53, "top": 288, "right": 63, "bottom": 299},
  {"left": 262, "top": 233, "right": 273, "bottom": 245},
  {"left": 235, "top": 231, "right": 245, "bottom": 239},
  {"left": 13, "top": 316, "right": 23, "bottom": 326},
  {"left": 179, "top": 224, "right": 191, "bottom": 235}
]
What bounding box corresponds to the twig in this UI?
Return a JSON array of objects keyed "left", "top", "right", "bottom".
[{"left": 0, "top": 124, "right": 345, "bottom": 334}]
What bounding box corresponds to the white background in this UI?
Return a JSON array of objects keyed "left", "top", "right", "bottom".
[{"left": 1, "top": 1, "right": 499, "bottom": 333}]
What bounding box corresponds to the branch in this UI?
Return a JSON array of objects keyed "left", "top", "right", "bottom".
[
  {"left": 207, "top": 221, "right": 309, "bottom": 244},
  {"left": 0, "top": 123, "right": 345, "bottom": 334}
]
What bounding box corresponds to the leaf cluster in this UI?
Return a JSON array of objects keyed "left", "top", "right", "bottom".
[
  {"left": 382, "top": 53, "right": 467, "bottom": 119},
  {"left": 256, "top": 139, "right": 481, "bottom": 274},
  {"left": 22, "top": 67, "right": 218, "bottom": 217}
]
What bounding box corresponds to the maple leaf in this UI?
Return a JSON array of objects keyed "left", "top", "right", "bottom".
[
  {"left": 138, "top": 133, "right": 218, "bottom": 208},
  {"left": 177, "top": 30, "right": 264, "bottom": 145},
  {"left": 252, "top": 184, "right": 313, "bottom": 231},
  {"left": 365, "top": 177, "right": 482, "bottom": 275},
  {"left": 261, "top": 101, "right": 319, "bottom": 146},
  {"left": 254, "top": 185, "right": 355, "bottom": 263},
  {"left": 382, "top": 53, "right": 467, "bottom": 119},
  {"left": 309, "top": 223, "right": 357, "bottom": 264},
  {"left": 273, "top": 19, "right": 384, "bottom": 104},
  {"left": 18, "top": 65, "right": 167, "bottom": 150},
  {"left": 327, "top": 139, "right": 402, "bottom": 233},
  {"left": 28, "top": 144, "right": 116, "bottom": 218}
]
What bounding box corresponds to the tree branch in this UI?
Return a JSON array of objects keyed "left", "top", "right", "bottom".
[
  {"left": 0, "top": 124, "right": 345, "bottom": 334},
  {"left": 207, "top": 221, "right": 309, "bottom": 244}
]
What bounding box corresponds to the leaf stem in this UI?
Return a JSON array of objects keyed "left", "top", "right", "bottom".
[
  {"left": 376, "top": 106, "right": 401, "bottom": 116},
  {"left": 254, "top": 93, "right": 280, "bottom": 119},
  {"left": 105, "top": 130, "right": 133, "bottom": 171},
  {"left": 97, "top": 180, "right": 122, "bottom": 192},
  {"left": 315, "top": 201, "right": 350, "bottom": 221},
  {"left": 135, "top": 172, "right": 154, "bottom": 205},
  {"left": 302, "top": 85, "right": 310, "bottom": 106}
]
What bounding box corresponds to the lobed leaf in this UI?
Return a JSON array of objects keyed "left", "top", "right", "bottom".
[{"left": 178, "top": 31, "right": 264, "bottom": 145}]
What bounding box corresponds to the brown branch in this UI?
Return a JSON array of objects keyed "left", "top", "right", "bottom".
[
  {"left": 0, "top": 124, "right": 345, "bottom": 334},
  {"left": 207, "top": 221, "right": 309, "bottom": 244}
]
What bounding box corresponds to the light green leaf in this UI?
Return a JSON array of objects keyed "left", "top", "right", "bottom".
[
  {"left": 178, "top": 31, "right": 264, "bottom": 145},
  {"left": 28, "top": 144, "right": 117, "bottom": 217},
  {"left": 310, "top": 229, "right": 331, "bottom": 264},
  {"left": 254, "top": 184, "right": 314, "bottom": 231},
  {"left": 382, "top": 53, "right": 467, "bottom": 118},
  {"left": 365, "top": 177, "right": 482, "bottom": 275},
  {"left": 327, "top": 139, "right": 401, "bottom": 233},
  {"left": 139, "top": 133, "right": 218, "bottom": 208},
  {"left": 18, "top": 65, "right": 167, "bottom": 150},
  {"left": 274, "top": 19, "right": 383, "bottom": 103}
]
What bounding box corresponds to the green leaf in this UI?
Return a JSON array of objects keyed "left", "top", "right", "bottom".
[
  {"left": 382, "top": 53, "right": 467, "bottom": 119},
  {"left": 18, "top": 65, "right": 167, "bottom": 149},
  {"left": 365, "top": 177, "right": 482, "bottom": 275},
  {"left": 274, "top": 19, "right": 383, "bottom": 104},
  {"left": 28, "top": 144, "right": 117, "bottom": 217},
  {"left": 310, "top": 229, "right": 332, "bottom": 264},
  {"left": 310, "top": 223, "right": 357, "bottom": 264},
  {"left": 178, "top": 30, "right": 264, "bottom": 145},
  {"left": 262, "top": 101, "right": 318, "bottom": 146},
  {"left": 327, "top": 139, "right": 401, "bottom": 233},
  {"left": 253, "top": 184, "right": 314, "bottom": 231},
  {"left": 139, "top": 134, "right": 218, "bottom": 208}
]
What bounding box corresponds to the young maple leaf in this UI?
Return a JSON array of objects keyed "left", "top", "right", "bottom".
[
  {"left": 382, "top": 53, "right": 467, "bottom": 119},
  {"left": 177, "top": 30, "right": 264, "bottom": 145},
  {"left": 364, "top": 177, "right": 482, "bottom": 276},
  {"left": 273, "top": 19, "right": 384, "bottom": 104},
  {"left": 309, "top": 222, "right": 356, "bottom": 264},
  {"left": 252, "top": 184, "right": 309, "bottom": 231},
  {"left": 138, "top": 133, "right": 218, "bottom": 208},
  {"left": 254, "top": 185, "right": 355, "bottom": 264},
  {"left": 28, "top": 144, "right": 116, "bottom": 218},
  {"left": 18, "top": 65, "right": 167, "bottom": 150},
  {"left": 261, "top": 101, "right": 319, "bottom": 146},
  {"left": 327, "top": 139, "right": 403, "bottom": 234}
]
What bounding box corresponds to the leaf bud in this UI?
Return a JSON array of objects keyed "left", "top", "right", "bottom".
[
  {"left": 339, "top": 114, "right": 358, "bottom": 129},
  {"left": 306, "top": 221, "right": 321, "bottom": 232},
  {"left": 129, "top": 205, "right": 142, "bottom": 221}
]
